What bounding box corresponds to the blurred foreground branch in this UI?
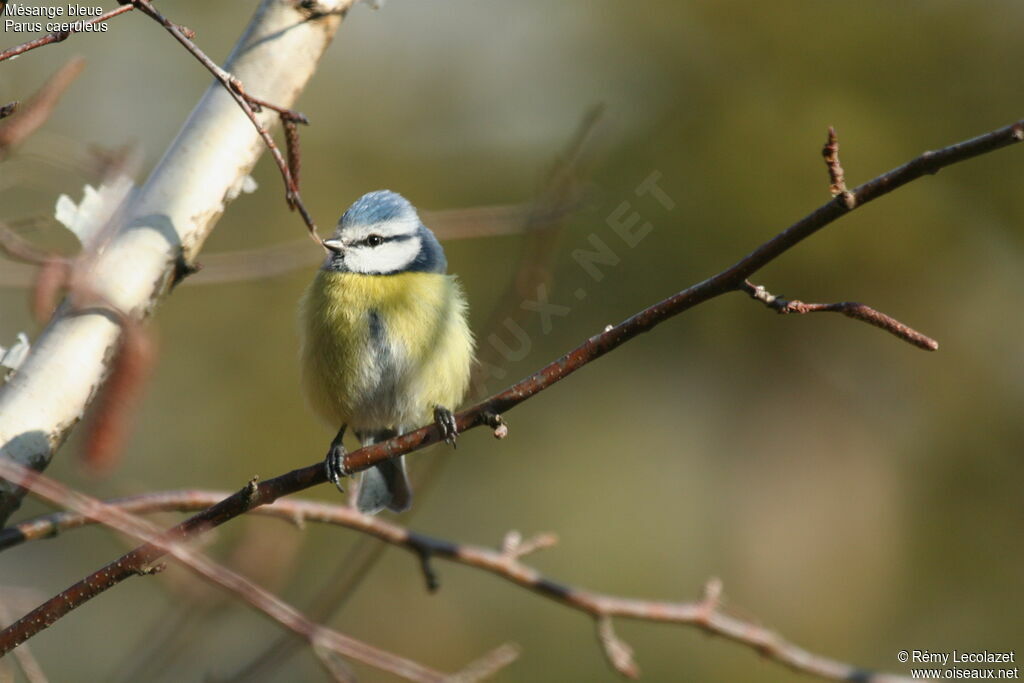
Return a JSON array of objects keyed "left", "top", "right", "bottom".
[
  {"left": 4, "top": 115, "right": 1021, "bottom": 676},
  {"left": 0, "top": 489, "right": 913, "bottom": 682},
  {"left": 0, "top": 461, "right": 517, "bottom": 682},
  {"left": 0, "top": 57, "right": 85, "bottom": 160}
]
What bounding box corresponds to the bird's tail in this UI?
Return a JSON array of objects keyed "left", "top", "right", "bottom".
[{"left": 355, "top": 430, "right": 412, "bottom": 514}]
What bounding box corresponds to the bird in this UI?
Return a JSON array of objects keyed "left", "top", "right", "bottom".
[{"left": 299, "top": 190, "right": 474, "bottom": 514}]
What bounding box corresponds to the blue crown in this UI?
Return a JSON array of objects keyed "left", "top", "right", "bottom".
[{"left": 340, "top": 190, "right": 416, "bottom": 228}]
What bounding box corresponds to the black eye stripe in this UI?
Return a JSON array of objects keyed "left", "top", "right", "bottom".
[{"left": 357, "top": 234, "right": 413, "bottom": 247}]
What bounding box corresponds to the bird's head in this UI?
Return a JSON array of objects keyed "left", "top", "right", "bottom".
[{"left": 322, "top": 190, "right": 447, "bottom": 275}]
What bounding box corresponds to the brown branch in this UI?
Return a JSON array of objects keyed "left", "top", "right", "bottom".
[
  {"left": 0, "top": 600, "right": 47, "bottom": 683},
  {"left": 822, "top": 126, "right": 854, "bottom": 208},
  {"left": 0, "top": 490, "right": 909, "bottom": 682},
  {"left": 0, "top": 5, "right": 135, "bottom": 63},
  {"left": 0, "top": 462, "right": 515, "bottom": 682},
  {"left": 2, "top": 116, "right": 1021, "bottom": 664},
  {"left": 742, "top": 280, "right": 939, "bottom": 351},
  {"left": 126, "top": 0, "right": 324, "bottom": 245}
]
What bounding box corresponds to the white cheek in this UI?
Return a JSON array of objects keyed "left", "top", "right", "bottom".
[{"left": 346, "top": 238, "right": 420, "bottom": 274}]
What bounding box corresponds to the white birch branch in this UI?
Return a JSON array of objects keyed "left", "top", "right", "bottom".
[{"left": 0, "top": 0, "right": 356, "bottom": 522}]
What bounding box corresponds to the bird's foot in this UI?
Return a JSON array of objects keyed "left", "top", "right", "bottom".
[
  {"left": 434, "top": 406, "right": 458, "bottom": 448},
  {"left": 324, "top": 441, "right": 347, "bottom": 492}
]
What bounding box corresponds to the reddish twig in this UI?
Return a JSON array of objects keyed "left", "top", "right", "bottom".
[
  {"left": 0, "top": 490, "right": 908, "bottom": 682},
  {"left": 126, "top": 0, "right": 323, "bottom": 245},
  {"left": 742, "top": 280, "right": 939, "bottom": 351},
  {"left": 0, "top": 462, "right": 514, "bottom": 682},
  {"left": 822, "top": 126, "right": 855, "bottom": 208},
  {"left": 0, "top": 5, "right": 135, "bottom": 63},
  {"left": 283, "top": 117, "right": 303, "bottom": 189},
  {"left": 2, "top": 116, "right": 1022, "bottom": 662}
]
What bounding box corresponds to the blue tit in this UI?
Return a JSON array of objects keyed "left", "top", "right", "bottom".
[{"left": 299, "top": 190, "right": 475, "bottom": 514}]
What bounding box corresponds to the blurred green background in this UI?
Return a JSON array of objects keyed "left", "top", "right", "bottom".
[{"left": 1, "top": 1, "right": 1022, "bottom": 681}]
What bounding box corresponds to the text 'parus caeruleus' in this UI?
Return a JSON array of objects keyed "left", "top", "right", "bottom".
[{"left": 299, "top": 190, "right": 475, "bottom": 514}]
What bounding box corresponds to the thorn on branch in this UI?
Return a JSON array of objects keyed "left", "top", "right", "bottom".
[
  {"left": 240, "top": 477, "right": 260, "bottom": 507},
  {"left": 596, "top": 616, "right": 640, "bottom": 679},
  {"left": 743, "top": 280, "right": 939, "bottom": 351},
  {"left": 500, "top": 530, "right": 558, "bottom": 561},
  {"left": 285, "top": 509, "right": 307, "bottom": 530},
  {"left": 133, "top": 562, "right": 166, "bottom": 576},
  {"left": 699, "top": 577, "right": 723, "bottom": 621},
  {"left": 822, "top": 126, "right": 855, "bottom": 209},
  {"left": 482, "top": 411, "right": 508, "bottom": 439},
  {"left": 416, "top": 548, "right": 440, "bottom": 593}
]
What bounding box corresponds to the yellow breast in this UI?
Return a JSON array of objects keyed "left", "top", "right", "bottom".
[{"left": 299, "top": 270, "right": 474, "bottom": 432}]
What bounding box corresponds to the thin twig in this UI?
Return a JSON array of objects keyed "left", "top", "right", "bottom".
[
  {"left": 0, "top": 490, "right": 908, "bottom": 682},
  {"left": 2, "top": 117, "right": 1022, "bottom": 665},
  {"left": 822, "top": 126, "right": 854, "bottom": 208},
  {"left": 128, "top": 0, "right": 323, "bottom": 245},
  {"left": 283, "top": 117, "right": 303, "bottom": 189},
  {"left": 0, "top": 5, "right": 135, "bottom": 63},
  {"left": 0, "top": 462, "right": 513, "bottom": 682},
  {"left": 742, "top": 280, "right": 939, "bottom": 351}
]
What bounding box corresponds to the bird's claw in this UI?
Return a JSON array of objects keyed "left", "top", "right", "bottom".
[
  {"left": 324, "top": 442, "right": 347, "bottom": 492},
  {"left": 434, "top": 406, "right": 458, "bottom": 448}
]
